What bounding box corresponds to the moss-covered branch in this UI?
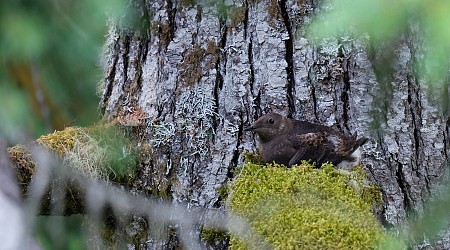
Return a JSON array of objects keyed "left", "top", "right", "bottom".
[{"left": 7, "top": 125, "right": 139, "bottom": 215}]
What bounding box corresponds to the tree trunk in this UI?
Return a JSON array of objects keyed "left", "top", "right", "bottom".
[{"left": 99, "top": 0, "right": 449, "bottom": 247}]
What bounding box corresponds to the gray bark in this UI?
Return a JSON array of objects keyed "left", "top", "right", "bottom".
[{"left": 99, "top": 0, "right": 450, "bottom": 248}]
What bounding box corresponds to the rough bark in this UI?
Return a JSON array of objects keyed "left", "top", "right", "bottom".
[{"left": 98, "top": 0, "right": 449, "bottom": 248}]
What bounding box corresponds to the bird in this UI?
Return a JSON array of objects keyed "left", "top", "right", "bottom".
[{"left": 245, "top": 112, "right": 368, "bottom": 168}]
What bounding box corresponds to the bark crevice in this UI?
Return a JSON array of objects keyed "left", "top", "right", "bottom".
[
  {"left": 230, "top": 112, "right": 244, "bottom": 175},
  {"left": 248, "top": 36, "right": 261, "bottom": 119},
  {"left": 278, "top": 0, "right": 296, "bottom": 117},
  {"left": 395, "top": 165, "right": 410, "bottom": 210},
  {"left": 141, "top": 38, "right": 149, "bottom": 64},
  {"left": 139, "top": 0, "right": 151, "bottom": 51},
  {"left": 213, "top": 22, "right": 228, "bottom": 134},
  {"left": 165, "top": 0, "right": 176, "bottom": 48},
  {"left": 244, "top": 1, "right": 249, "bottom": 40},
  {"left": 307, "top": 59, "right": 319, "bottom": 121},
  {"left": 122, "top": 36, "right": 131, "bottom": 91},
  {"left": 339, "top": 43, "right": 351, "bottom": 132},
  {"left": 133, "top": 40, "right": 145, "bottom": 105},
  {"left": 101, "top": 37, "right": 120, "bottom": 113},
  {"left": 311, "top": 83, "right": 318, "bottom": 120},
  {"left": 217, "top": 25, "right": 227, "bottom": 92},
  {"left": 407, "top": 78, "right": 421, "bottom": 166},
  {"left": 445, "top": 118, "right": 450, "bottom": 161}
]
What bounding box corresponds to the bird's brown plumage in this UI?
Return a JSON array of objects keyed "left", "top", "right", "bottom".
[{"left": 245, "top": 113, "right": 368, "bottom": 167}]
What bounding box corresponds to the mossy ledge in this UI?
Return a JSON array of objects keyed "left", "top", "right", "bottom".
[
  {"left": 7, "top": 125, "right": 139, "bottom": 215},
  {"left": 227, "top": 161, "right": 405, "bottom": 249},
  {"left": 8, "top": 126, "right": 138, "bottom": 181}
]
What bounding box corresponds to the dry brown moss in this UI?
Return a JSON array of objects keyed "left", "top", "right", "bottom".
[
  {"left": 7, "top": 145, "right": 36, "bottom": 194},
  {"left": 229, "top": 6, "right": 247, "bottom": 28},
  {"left": 178, "top": 41, "right": 219, "bottom": 86},
  {"left": 151, "top": 22, "right": 172, "bottom": 49}
]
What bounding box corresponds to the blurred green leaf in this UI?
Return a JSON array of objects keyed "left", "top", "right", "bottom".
[
  {"left": 0, "top": 0, "right": 132, "bottom": 141},
  {"left": 1, "top": 11, "right": 47, "bottom": 59},
  {"left": 36, "top": 215, "right": 87, "bottom": 250},
  {"left": 0, "top": 79, "right": 45, "bottom": 141},
  {"left": 308, "top": 0, "right": 417, "bottom": 42},
  {"left": 308, "top": 0, "right": 450, "bottom": 83}
]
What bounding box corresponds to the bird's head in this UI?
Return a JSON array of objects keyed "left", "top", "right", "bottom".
[{"left": 245, "top": 113, "right": 291, "bottom": 142}]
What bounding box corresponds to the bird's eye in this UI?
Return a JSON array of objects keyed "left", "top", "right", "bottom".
[{"left": 268, "top": 118, "right": 274, "bottom": 124}]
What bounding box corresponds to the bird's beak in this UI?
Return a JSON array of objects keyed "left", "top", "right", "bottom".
[{"left": 244, "top": 125, "right": 254, "bottom": 131}]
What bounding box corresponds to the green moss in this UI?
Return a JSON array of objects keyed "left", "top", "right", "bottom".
[
  {"left": 18, "top": 126, "right": 138, "bottom": 183},
  {"left": 181, "top": 0, "right": 195, "bottom": 8},
  {"left": 37, "top": 126, "right": 81, "bottom": 154},
  {"left": 201, "top": 228, "right": 230, "bottom": 245},
  {"left": 335, "top": 166, "right": 384, "bottom": 208},
  {"left": 242, "top": 151, "right": 265, "bottom": 165},
  {"left": 216, "top": 185, "right": 229, "bottom": 200},
  {"left": 227, "top": 162, "right": 400, "bottom": 249}
]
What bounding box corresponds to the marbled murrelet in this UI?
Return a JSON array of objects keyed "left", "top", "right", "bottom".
[{"left": 245, "top": 113, "right": 368, "bottom": 168}]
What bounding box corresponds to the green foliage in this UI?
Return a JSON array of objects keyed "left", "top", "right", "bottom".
[
  {"left": 216, "top": 0, "right": 232, "bottom": 22},
  {"left": 309, "top": 0, "right": 413, "bottom": 42},
  {"left": 0, "top": 83, "right": 45, "bottom": 141},
  {"left": 205, "top": 0, "right": 246, "bottom": 25},
  {"left": 201, "top": 228, "right": 230, "bottom": 245},
  {"left": 216, "top": 185, "right": 229, "bottom": 200},
  {"left": 406, "top": 188, "right": 450, "bottom": 244},
  {"left": 308, "top": 0, "right": 450, "bottom": 87},
  {"left": 228, "top": 162, "right": 404, "bottom": 249},
  {"left": 89, "top": 125, "right": 139, "bottom": 183},
  {"left": 242, "top": 151, "right": 265, "bottom": 165},
  {"left": 0, "top": 0, "right": 132, "bottom": 141},
  {"left": 36, "top": 215, "right": 87, "bottom": 250}
]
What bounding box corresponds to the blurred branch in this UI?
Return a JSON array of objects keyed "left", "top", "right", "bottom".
[
  {"left": 8, "top": 144, "right": 86, "bottom": 215},
  {"left": 6, "top": 61, "right": 68, "bottom": 130},
  {"left": 0, "top": 139, "right": 41, "bottom": 249}
]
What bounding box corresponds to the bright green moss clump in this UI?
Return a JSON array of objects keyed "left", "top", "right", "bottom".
[
  {"left": 37, "top": 126, "right": 80, "bottom": 154},
  {"left": 228, "top": 162, "right": 395, "bottom": 249}
]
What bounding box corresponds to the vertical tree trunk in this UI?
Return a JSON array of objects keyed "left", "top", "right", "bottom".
[{"left": 99, "top": 0, "right": 449, "bottom": 247}]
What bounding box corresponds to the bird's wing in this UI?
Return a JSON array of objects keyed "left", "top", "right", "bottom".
[
  {"left": 288, "top": 147, "right": 307, "bottom": 167},
  {"left": 293, "top": 120, "right": 351, "bottom": 152},
  {"left": 289, "top": 132, "right": 332, "bottom": 149},
  {"left": 287, "top": 132, "right": 333, "bottom": 166},
  {"left": 292, "top": 120, "right": 368, "bottom": 164}
]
